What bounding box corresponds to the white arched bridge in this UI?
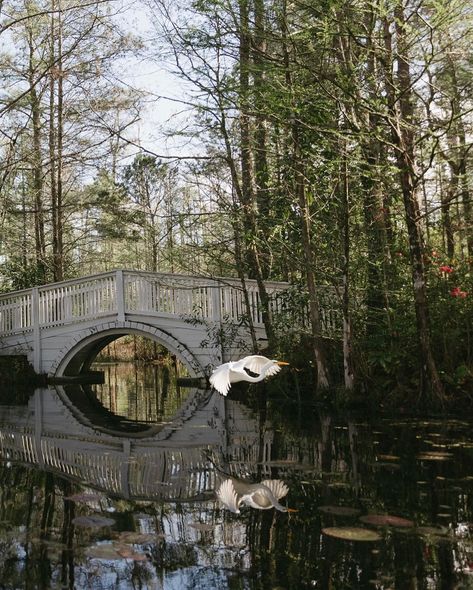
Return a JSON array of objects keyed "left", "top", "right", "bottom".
[{"left": 0, "top": 269, "right": 340, "bottom": 378}]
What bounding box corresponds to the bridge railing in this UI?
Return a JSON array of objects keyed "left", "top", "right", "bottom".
[
  {"left": 0, "top": 270, "right": 293, "bottom": 336},
  {"left": 123, "top": 270, "right": 289, "bottom": 326},
  {"left": 0, "top": 269, "right": 341, "bottom": 338},
  {"left": 124, "top": 271, "right": 216, "bottom": 319},
  {"left": 0, "top": 290, "right": 32, "bottom": 334},
  {"left": 39, "top": 273, "right": 117, "bottom": 328}
]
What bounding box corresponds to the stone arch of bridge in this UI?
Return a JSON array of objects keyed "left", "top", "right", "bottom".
[{"left": 49, "top": 320, "right": 205, "bottom": 378}]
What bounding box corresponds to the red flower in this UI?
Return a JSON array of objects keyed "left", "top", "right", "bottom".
[
  {"left": 439, "top": 265, "right": 454, "bottom": 273},
  {"left": 450, "top": 287, "right": 468, "bottom": 298}
]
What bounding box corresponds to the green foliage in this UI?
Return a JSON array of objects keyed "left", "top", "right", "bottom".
[
  {"left": 427, "top": 257, "right": 473, "bottom": 389},
  {"left": 2, "top": 257, "right": 47, "bottom": 291}
]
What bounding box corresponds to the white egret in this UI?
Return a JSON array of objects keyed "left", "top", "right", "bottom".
[
  {"left": 216, "top": 476, "right": 296, "bottom": 513},
  {"left": 209, "top": 355, "right": 289, "bottom": 396}
]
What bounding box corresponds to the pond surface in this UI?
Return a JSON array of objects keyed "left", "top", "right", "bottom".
[{"left": 0, "top": 362, "right": 472, "bottom": 589}]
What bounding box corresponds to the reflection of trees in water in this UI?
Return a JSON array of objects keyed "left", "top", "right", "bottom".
[
  {"left": 0, "top": 394, "right": 472, "bottom": 589},
  {"left": 91, "top": 361, "right": 190, "bottom": 423},
  {"left": 0, "top": 464, "right": 252, "bottom": 588}
]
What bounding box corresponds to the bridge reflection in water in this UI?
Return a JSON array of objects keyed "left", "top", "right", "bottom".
[
  {"left": 1, "top": 385, "right": 471, "bottom": 590},
  {"left": 0, "top": 386, "right": 271, "bottom": 502}
]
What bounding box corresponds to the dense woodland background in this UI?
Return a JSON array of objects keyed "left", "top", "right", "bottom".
[{"left": 1, "top": 0, "right": 473, "bottom": 406}]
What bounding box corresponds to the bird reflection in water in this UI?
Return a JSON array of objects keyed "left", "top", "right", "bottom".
[{"left": 216, "top": 476, "right": 296, "bottom": 513}]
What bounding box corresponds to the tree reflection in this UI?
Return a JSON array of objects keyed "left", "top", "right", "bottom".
[{"left": 0, "top": 383, "right": 472, "bottom": 588}]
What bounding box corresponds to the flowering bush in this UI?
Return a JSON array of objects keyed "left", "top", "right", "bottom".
[
  {"left": 450, "top": 286, "right": 468, "bottom": 298},
  {"left": 439, "top": 265, "right": 454, "bottom": 274},
  {"left": 427, "top": 254, "right": 473, "bottom": 393}
]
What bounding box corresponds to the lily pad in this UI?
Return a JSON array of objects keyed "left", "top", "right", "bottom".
[
  {"left": 117, "top": 532, "right": 157, "bottom": 544},
  {"left": 376, "top": 455, "right": 400, "bottom": 462},
  {"left": 85, "top": 542, "right": 148, "bottom": 561},
  {"left": 372, "top": 462, "right": 401, "bottom": 470},
  {"left": 417, "top": 452, "right": 453, "bottom": 461},
  {"left": 318, "top": 506, "right": 361, "bottom": 517},
  {"left": 415, "top": 526, "right": 449, "bottom": 537},
  {"left": 428, "top": 442, "right": 450, "bottom": 449},
  {"left": 72, "top": 515, "right": 115, "bottom": 528},
  {"left": 85, "top": 543, "right": 121, "bottom": 560},
  {"left": 116, "top": 544, "right": 149, "bottom": 561},
  {"left": 359, "top": 514, "right": 414, "bottom": 528},
  {"left": 322, "top": 527, "right": 382, "bottom": 542}
]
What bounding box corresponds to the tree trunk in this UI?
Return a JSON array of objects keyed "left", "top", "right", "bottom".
[
  {"left": 293, "top": 122, "right": 330, "bottom": 389},
  {"left": 252, "top": 0, "right": 270, "bottom": 278},
  {"left": 49, "top": 3, "right": 64, "bottom": 282},
  {"left": 444, "top": 45, "right": 473, "bottom": 261},
  {"left": 388, "top": 4, "right": 445, "bottom": 402},
  {"left": 216, "top": 92, "right": 277, "bottom": 350},
  {"left": 444, "top": 152, "right": 457, "bottom": 259},
  {"left": 337, "top": 5, "right": 392, "bottom": 318},
  {"left": 361, "top": 33, "right": 392, "bottom": 317},
  {"left": 55, "top": 7, "right": 64, "bottom": 281},
  {"left": 28, "top": 29, "right": 47, "bottom": 282},
  {"left": 340, "top": 140, "right": 355, "bottom": 390},
  {"left": 233, "top": 215, "right": 259, "bottom": 353},
  {"left": 238, "top": 0, "right": 255, "bottom": 274},
  {"left": 456, "top": 127, "right": 473, "bottom": 261},
  {"left": 236, "top": 0, "right": 276, "bottom": 348},
  {"left": 279, "top": 1, "right": 330, "bottom": 388}
]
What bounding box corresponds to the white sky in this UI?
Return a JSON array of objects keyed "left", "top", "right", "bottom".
[
  {"left": 119, "top": 3, "right": 202, "bottom": 161},
  {"left": 0, "top": 0, "right": 202, "bottom": 164}
]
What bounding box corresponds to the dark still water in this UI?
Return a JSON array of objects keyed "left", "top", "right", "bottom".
[{"left": 0, "top": 363, "right": 472, "bottom": 589}]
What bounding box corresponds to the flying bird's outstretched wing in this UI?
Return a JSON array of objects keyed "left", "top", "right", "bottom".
[
  {"left": 261, "top": 479, "right": 289, "bottom": 500},
  {"left": 262, "top": 363, "right": 283, "bottom": 377},
  {"left": 242, "top": 355, "right": 280, "bottom": 376},
  {"left": 209, "top": 363, "right": 232, "bottom": 395},
  {"left": 216, "top": 478, "right": 241, "bottom": 513}
]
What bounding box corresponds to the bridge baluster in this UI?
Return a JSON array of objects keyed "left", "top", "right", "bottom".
[{"left": 116, "top": 270, "right": 125, "bottom": 321}]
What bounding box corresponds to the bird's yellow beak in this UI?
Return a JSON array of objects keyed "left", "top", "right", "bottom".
[
  {"left": 286, "top": 507, "right": 298, "bottom": 512},
  {"left": 277, "top": 361, "right": 290, "bottom": 366}
]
